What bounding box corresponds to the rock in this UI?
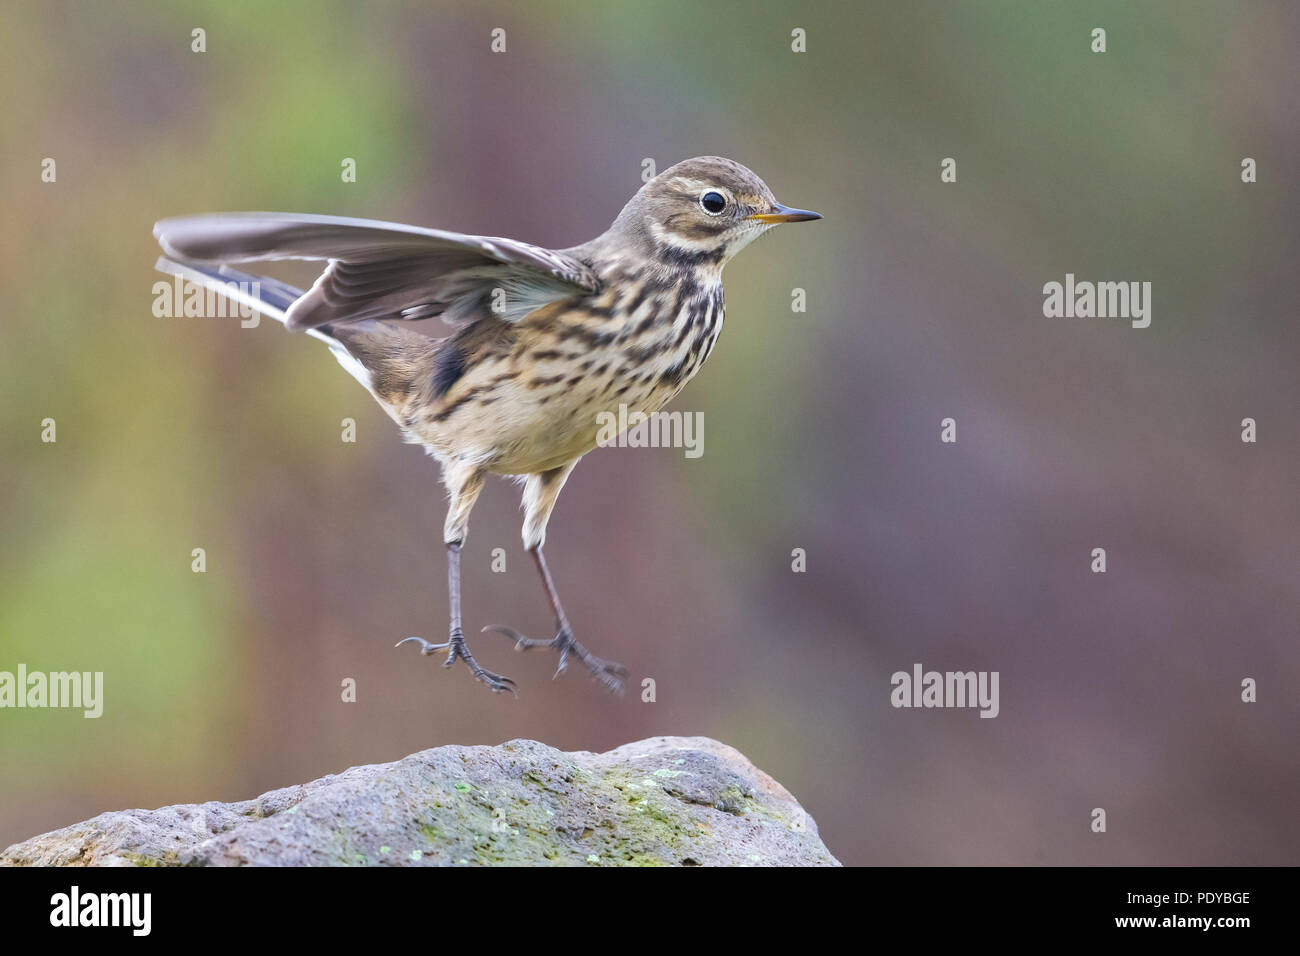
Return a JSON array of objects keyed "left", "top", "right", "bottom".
[{"left": 2, "top": 736, "right": 838, "bottom": 866}]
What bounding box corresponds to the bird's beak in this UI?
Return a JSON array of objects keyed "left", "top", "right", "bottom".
[{"left": 747, "top": 203, "right": 823, "bottom": 224}]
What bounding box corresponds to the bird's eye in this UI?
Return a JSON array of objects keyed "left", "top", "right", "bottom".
[{"left": 700, "top": 191, "right": 727, "bottom": 215}]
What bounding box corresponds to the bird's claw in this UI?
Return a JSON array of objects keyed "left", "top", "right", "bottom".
[
  {"left": 397, "top": 630, "right": 516, "bottom": 695},
  {"left": 481, "top": 625, "right": 539, "bottom": 651},
  {"left": 482, "top": 625, "right": 628, "bottom": 694},
  {"left": 395, "top": 635, "right": 448, "bottom": 656}
]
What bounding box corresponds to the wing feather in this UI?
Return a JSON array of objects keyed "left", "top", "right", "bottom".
[{"left": 153, "top": 212, "right": 598, "bottom": 330}]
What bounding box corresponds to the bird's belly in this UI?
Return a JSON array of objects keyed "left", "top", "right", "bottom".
[
  {"left": 405, "top": 360, "right": 687, "bottom": 475},
  {"left": 493, "top": 373, "right": 682, "bottom": 474},
  {"left": 405, "top": 297, "right": 723, "bottom": 475}
]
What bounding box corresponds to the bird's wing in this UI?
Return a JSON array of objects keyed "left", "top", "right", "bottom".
[{"left": 153, "top": 212, "right": 599, "bottom": 330}]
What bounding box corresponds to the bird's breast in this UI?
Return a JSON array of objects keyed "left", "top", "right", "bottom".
[
  {"left": 402, "top": 271, "right": 726, "bottom": 474},
  {"left": 604, "top": 271, "right": 725, "bottom": 401}
]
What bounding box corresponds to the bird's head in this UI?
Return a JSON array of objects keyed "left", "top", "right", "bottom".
[{"left": 604, "top": 156, "right": 821, "bottom": 270}]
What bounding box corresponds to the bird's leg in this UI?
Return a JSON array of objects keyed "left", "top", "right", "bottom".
[
  {"left": 484, "top": 462, "right": 628, "bottom": 694},
  {"left": 397, "top": 465, "right": 515, "bottom": 695},
  {"left": 486, "top": 547, "right": 629, "bottom": 693},
  {"left": 397, "top": 543, "right": 517, "bottom": 694}
]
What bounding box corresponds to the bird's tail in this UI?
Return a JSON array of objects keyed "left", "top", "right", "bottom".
[
  {"left": 153, "top": 257, "right": 381, "bottom": 390},
  {"left": 153, "top": 257, "right": 332, "bottom": 341}
]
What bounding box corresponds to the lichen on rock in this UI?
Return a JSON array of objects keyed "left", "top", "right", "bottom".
[{"left": 2, "top": 736, "right": 839, "bottom": 867}]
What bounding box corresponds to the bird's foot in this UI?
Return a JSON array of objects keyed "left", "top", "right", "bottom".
[
  {"left": 396, "top": 629, "right": 516, "bottom": 695},
  {"left": 483, "top": 625, "right": 628, "bottom": 694}
]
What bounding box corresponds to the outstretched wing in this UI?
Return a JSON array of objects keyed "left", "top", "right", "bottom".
[{"left": 153, "top": 212, "right": 599, "bottom": 330}]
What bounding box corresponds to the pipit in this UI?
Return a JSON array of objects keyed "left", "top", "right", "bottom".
[{"left": 154, "top": 156, "right": 821, "bottom": 695}]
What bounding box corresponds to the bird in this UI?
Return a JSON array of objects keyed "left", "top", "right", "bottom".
[{"left": 153, "top": 156, "right": 821, "bottom": 696}]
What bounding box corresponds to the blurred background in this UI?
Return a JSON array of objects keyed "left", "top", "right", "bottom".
[{"left": 1, "top": 0, "right": 1297, "bottom": 866}]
